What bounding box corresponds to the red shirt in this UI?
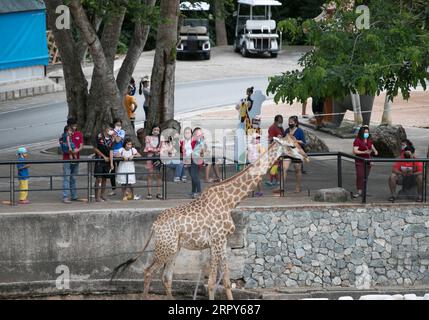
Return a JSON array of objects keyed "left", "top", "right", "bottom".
[
  {"left": 268, "top": 124, "right": 285, "bottom": 143},
  {"left": 353, "top": 138, "right": 373, "bottom": 162},
  {"left": 393, "top": 161, "right": 423, "bottom": 173},
  {"left": 63, "top": 131, "right": 83, "bottom": 160}
]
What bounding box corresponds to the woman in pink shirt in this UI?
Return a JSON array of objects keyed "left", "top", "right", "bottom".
[{"left": 352, "top": 125, "right": 378, "bottom": 198}]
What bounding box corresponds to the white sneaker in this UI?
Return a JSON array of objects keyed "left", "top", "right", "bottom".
[
  {"left": 173, "top": 177, "right": 181, "bottom": 183},
  {"left": 181, "top": 176, "right": 187, "bottom": 182},
  {"left": 133, "top": 195, "right": 141, "bottom": 200},
  {"left": 108, "top": 191, "right": 116, "bottom": 196}
]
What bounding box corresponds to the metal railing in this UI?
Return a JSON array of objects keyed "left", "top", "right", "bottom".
[
  {"left": 1, "top": 152, "right": 428, "bottom": 205},
  {"left": 0, "top": 157, "right": 168, "bottom": 205},
  {"left": 221, "top": 151, "right": 428, "bottom": 204}
]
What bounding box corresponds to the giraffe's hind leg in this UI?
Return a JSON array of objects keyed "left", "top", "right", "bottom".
[
  {"left": 143, "top": 235, "right": 179, "bottom": 299},
  {"left": 142, "top": 258, "right": 164, "bottom": 299},
  {"left": 161, "top": 252, "right": 179, "bottom": 299}
]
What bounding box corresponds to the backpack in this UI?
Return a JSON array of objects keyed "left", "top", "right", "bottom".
[{"left": 59, "top": 133, "right": 70, "bottom": 154}]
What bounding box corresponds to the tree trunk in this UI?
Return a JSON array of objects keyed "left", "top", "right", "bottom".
[
  {"left": 116, "top": 0, "right": 156, "bottom": 96},
  {"left": 214, "top": 0, "right": 228, "bottom": 46},
  {"left": 77, "top": 15, "right": 103, "bottom": 65},
  {"left": 69, "top": 0, "right": 134, "bottom": 144},
  {"left": 148, "top": 0, "right": 180, "bottom": 130},
  {"left": 350, "top": 92, "right": 363, "bottom": 129},
  {"left": 101, "top": 6, "right": 127, "bottom": 72},
  {"left": 381, "top": 94, "right": 393, "bottom": 126},
  {"left": 45, "top": 0, "right": 88, "bottom": 130}
]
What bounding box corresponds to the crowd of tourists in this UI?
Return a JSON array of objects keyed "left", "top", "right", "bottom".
[{"left": 13, "top": 83, "right": 425, "bottom": 204}]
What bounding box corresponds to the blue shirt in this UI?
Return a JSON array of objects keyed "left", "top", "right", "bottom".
[
  {"left": 17, "top": 156, "right": 29, "bottom": 180},
  {"left": 113, "top": 129, "right": 126, "bottom": 152},
  {"left": 284, "top": 127, "right": 306, "bottom": 148}
]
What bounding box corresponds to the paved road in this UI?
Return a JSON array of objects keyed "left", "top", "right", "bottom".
[{"left": 0, "top": 76, "right": 271, "bottom": 150}]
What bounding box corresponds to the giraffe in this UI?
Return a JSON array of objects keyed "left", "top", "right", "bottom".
[{"left": 110, "top": 135, "right": 309, "bottom": 300}]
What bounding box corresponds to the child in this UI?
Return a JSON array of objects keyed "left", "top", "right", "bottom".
[
  {"left": 247, "top": 134, "right": 264, "bottom": 196},
  {"left": 265, "top": 163, "right": 279, "bottom": 187},
  {"left": 144, "top": 125, "right": 162, "bottom": 199},
  {"left": 61, "top": 125, "right": 76, "bottom": 160},
  {"left": 16, "top": 147, "right": 31, "bottom": 204},
  {"left": 116, "top": 138, "right": 141, "bottom": 201}
]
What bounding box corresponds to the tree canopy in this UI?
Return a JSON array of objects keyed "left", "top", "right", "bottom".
[{"left": 267, "top": 0, "right": 429, "bottom": 105}]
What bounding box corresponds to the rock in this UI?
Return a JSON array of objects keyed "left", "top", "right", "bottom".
[
  {"left": 332, "top": 277, "right": 342, "bottom": 286},
  {"left": 285, "top": 279, "right": 298, "bottom": 287},
  {"left": 359, "top": 295, "right": 394, "bottom": 300},
  {"left": 245, "top": 278, "right": 258, "bottom": 289},
  {"left": 371, "top": 125, "right": 407, "bottom": 158},
  {"left": 303, "top": 131, "right": 330, "bottom": 153},
  {"left": 313, "top": 188, "right": 351, "bottom": 203},
  {"left": 296, "top": 248, "right": 305, "bottom": 258}
]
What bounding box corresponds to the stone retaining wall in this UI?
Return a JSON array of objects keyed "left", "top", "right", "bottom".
[
  {"left": 0, "top": 205, "right": 428, "bottom": 296},
  {"left": 241, "top": 206, "right": 429, "bottom": 289}
]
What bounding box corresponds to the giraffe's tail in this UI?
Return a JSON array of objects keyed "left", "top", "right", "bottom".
[{"left": 109, "top": 229, "right": 154, "bottom": 283}]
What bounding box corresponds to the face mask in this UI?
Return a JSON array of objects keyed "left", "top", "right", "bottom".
[
  {"left": 289, "top": 124, "right": 295, "bottom": 129},
  {"left": 115, "top": 126, "right": 121, "bottom": 131},
  {"left": 277, "top": 123, "right": 283, "bottom": 128},
  {"left": 363, "top": 133, "right": 369, "bottom": 139},
  {"left": 401, "top": 145, "right": 406, "bottom": 150}
]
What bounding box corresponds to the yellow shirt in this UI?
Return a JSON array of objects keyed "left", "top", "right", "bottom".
[{"left": 124, "top": 95, "right": 137, "bottom": 119}]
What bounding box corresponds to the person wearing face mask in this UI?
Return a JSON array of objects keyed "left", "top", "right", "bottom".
[
  {"left": 144, "top": 125, "right": 163, "bottom": 199},
  {"left": 265, "top": 115, "right": 285, "bottom": 187},
  {"left": 400, "top": 139, "right": 415, "bottom": 158},
  {"left": 189, "top": 127, "right": 206, "bottom": 199},
  {"left": 93, "top": 123, "right": 115, "bottom": 202},
  {"left": 268, "top": 115, "right": 285, "bottom": 144},
  {"left": 282, "top": 116, "right": 307, "bottom": 193},
  {"left": 352, "top": 125, "right": 378, "bottom": 198},
  {"left": 62, "top": 118, "right": 84, "bottom": 203},
  {"left": 388, "top": 145, "right": 423, "bottom": 202},
  {"left": 108, "top": 118, "right": 126, "bottom": 197}
]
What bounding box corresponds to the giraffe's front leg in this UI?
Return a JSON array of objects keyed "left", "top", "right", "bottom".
[
  {"left": 220, "top": 243, "right": 234, "bottom": 300},
  {"left": 207, "top": 247, "right": 221, "bottom": 300}
]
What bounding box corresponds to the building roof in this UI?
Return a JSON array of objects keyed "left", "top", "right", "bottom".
[{"left": 0, "top": 0, "right": 46, "bottom": 14}]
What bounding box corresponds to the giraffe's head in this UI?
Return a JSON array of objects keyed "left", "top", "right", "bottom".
[{"left": 273, "top": 136, "right": 310, "bottom": 163}]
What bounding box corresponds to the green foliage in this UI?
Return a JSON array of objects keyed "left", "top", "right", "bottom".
[{"left": 267, "top": 0, "right": 429, "bottom": 105}]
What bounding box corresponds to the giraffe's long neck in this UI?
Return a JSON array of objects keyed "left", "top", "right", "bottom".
[{"left": 215, "top": 142, "right": 282, "bottom": 209}]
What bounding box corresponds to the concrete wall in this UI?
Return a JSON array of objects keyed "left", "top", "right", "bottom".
[
  {"left": 0, "top": 66, "right": 44, "bottom": 84},
  {"left": 0, "top": 205, "right": 428, "bottom": 296}
]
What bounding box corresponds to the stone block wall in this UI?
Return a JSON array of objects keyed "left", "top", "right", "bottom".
[
  {"left": 0, "top": 205, "right": 428, "bottom": 295},
  {"left": 240, "top": 206, "right": 429, "bottom": 289}
]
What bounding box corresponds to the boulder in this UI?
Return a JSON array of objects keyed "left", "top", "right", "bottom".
[
  {"left": 304, "top": 131, "right": 330, "bottom": 153},
  {"left": 371, "top": 125, "right": 407, "bottom": 158},
  {"left": 313, "top": 187, "right": 350, "bottom": 203}
]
